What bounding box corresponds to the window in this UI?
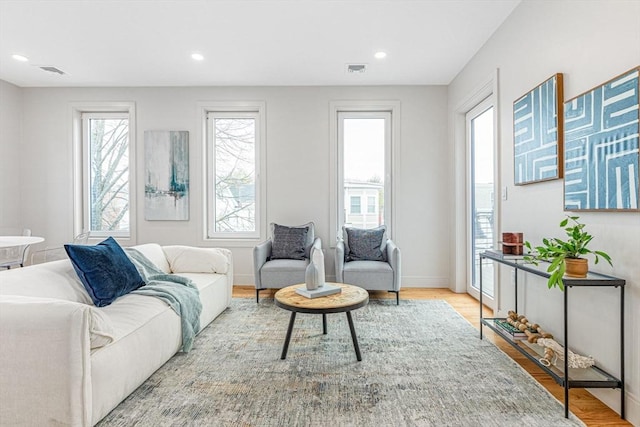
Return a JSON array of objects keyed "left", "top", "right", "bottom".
[
  {"left": 335, "top": 110, "right": 393, "bottom": 236},
  {"left": 367, "top": 196, "right": 376, "bottom": 214},
  {"left": 466, "top": 97, "right": 497, "bottom": 302},
  {"left": 73, "top": 105, "right": 135, "bottom": 240},
  {"left": 205, "top": 105, "right": 264, "bottom": 240},
  {"left": 350, "top": 196, "right": 361, "bottom": 214}
]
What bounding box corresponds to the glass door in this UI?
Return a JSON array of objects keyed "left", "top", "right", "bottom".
[{"left": 466, "top": 99, "right": 496, "bottom": 304}]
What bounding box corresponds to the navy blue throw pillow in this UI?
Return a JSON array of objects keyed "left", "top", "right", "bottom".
[{"left": 64, "top": 237, "right": 145, "bottom": 307}]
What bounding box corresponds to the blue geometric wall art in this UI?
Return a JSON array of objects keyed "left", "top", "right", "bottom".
[
  {"left": 564, "top": 67, "right": 639, "bottom": 211},
  {"left": 513, "top": 73, "right": 564, "bottom": 185}
]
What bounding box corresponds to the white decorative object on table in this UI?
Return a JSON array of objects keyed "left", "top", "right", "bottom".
[{"left": 305, "top": 247, "right": 325, "bottom": 290}]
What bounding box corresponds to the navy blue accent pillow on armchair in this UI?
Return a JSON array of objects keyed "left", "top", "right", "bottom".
[{"left": 64, "top": 237, "right": 145, "bottom": 307}]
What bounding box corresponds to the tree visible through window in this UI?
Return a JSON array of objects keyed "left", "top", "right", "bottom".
[
  {"left": 84, "top": 113, "right": 130, "bottom": 236},
  {"left": 210, "top": 114, "right": 258, "bottom": 235}
]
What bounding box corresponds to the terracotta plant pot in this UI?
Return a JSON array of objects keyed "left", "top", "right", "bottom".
[{"left": 565, "top": 258, "right": 588, "bottom": 278}]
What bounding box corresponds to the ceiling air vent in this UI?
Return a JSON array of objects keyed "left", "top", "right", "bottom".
[
  {"left": 39, "top": 66, "right": 66, "bottom": 75},
  {"left": 346, "top": 64, "right": 367, "bottom": 74}
]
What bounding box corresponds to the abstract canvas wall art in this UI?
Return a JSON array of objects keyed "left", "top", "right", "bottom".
[
  {"left": 144, "top": 131, "right": 189, "bottom": 220},
  {"left": 513, "top": 73, "right": 564, "bottom": 185},
  {"left": 564, "top": 67, "right": 639, "bottom": 211}
]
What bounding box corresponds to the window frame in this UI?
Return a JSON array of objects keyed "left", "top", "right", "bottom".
[
  {"left": 367, "top": 195, "right": 377, "bottom": 214},
  {"left": 450, "top": 69, "right": 499, "bottom": 296},
  {"left": 71, "top": 102, "right": 136, "bottom": 243},
  {"left": 201, "top": 102, "right": 266, "bottom": 244},
  {"left": 350, "top": 195, "right": 362, "bottom": 214},
  {"left": 466, "top": 97, "right": 497, "bottom": 305},
  {"left": 329, "top": 101, "right": 399, "bottom": 246}
]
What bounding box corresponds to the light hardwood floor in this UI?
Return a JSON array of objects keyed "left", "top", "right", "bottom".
[{"left": 233, "top": 286, "right": 631, "bottom": 427}]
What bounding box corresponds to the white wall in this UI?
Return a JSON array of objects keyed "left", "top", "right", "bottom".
[
  {"left": 15, "top": 85, "right": 450, "bottom": 287},
  {"left": 448, "top": 0, "right": 640, "bottom": 423},
  {"left": 0, "top": 80, "right": 23, "bottom": 228}
]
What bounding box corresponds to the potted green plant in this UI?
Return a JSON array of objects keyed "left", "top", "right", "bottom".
[{"left": 524, "top": 216, "right": 613, "bottom": 290}]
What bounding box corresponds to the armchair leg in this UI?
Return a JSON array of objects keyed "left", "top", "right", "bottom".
[
  {"left": 388, "top": 290, "right": 399, "bottom": 305},
  {"left": 256, "top": 289, "right": 260, "bottom": 303}
]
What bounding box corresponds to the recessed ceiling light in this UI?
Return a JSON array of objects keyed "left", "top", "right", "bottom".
[
  {"left": 191, "top": 53, "right": 204, "bottom": 61},
  {"left": 12, "top": 54, "right": 29, "bottom": 62},
  {"left": 374, "top": 51, "right": 387, "bottom": 59}
]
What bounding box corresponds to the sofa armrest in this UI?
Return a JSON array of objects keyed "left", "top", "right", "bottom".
[
  {"left": 0, "top": 296, "right": 92, "bottom": 427},
  {"left": 386, "top": 239, "right": 401, "bottom": 291},
  {"left": 253, "top": 239, "right": 272, "bottom": 290},
  {"left": 335, "top": 240, "right": 345, "bottom": 282}
]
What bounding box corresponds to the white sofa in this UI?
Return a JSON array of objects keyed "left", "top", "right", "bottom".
[{"left": 0, "top": 243, "right": 233, "bottom": 426}]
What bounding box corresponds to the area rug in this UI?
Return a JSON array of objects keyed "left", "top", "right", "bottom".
[{"left": 98, "top": 298, "right": 584, "bottom": 426}]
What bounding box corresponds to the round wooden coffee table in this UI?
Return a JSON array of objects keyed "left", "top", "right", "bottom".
[{"left": 275, "top": 283, "right": 369, "bottom": 361}]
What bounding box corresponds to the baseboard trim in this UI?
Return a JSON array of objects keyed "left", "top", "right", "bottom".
[
  {"left": 234, "top": 273, "right": 257, "bottom": 286},
  {"left": 590, "top": 388, "right": 640, "bottom": 426},
  {"left": 233, "top": 274, "right": 449, "bottom": 289},
  {"left": 400, "top": 276, "right": 449, "bottom": 288}
]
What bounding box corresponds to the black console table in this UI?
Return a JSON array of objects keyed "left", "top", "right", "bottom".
[{"left": 479, "top": 251, "right": 625, "bottom": 419}]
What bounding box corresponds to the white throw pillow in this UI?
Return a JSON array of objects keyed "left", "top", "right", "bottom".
[
  {"left": 163, "top": 246, "right": 230, "bottom": 274},
  {"left": 131, "top": 243, "right": 172, "bottom": 274}
]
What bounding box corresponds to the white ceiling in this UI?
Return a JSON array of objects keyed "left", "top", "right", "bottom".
[{"left": 0, "top": 0, "right": 520, "bottom": 88}]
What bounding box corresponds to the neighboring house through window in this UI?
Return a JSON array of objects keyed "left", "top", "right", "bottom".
[
  {"left": 330, "top": 102, "right": 398, "bottom": 243},
  {"left": 367, "top": 195, "right": 376, "bottom": 214},
  {"left": 345, "top": 181, "right": 383, "bottom": 229},
  {"left": 350, "top": 196, "right": 361, "bottom": 214}
]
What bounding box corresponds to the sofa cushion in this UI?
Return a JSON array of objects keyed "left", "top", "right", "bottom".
[
  {"left": 131, "top": 243, "right": 171, "bottom": 274},
  {"left": 163, "top": 246, "right": 230, "bottom": 274},
  {"left": 260, "top": 259, "right": 308, "bottom": 288},
  {"left": 270, "top": 224, "right": 309, "bottom": 260},
  {"left": 343, "top": 260, "right": 393, "bottom": 290},
  {"left": 96, "top": 272, "right": 228, "bottom": 349},
  {"left": 175, "top": 272, "right": 230, "bottom": 330},
  {"left": 344, "top": 226, "right": 387, "bottom": 261},
  {"left": 65, "top": 237, "right": 146, "bottom": 307}
]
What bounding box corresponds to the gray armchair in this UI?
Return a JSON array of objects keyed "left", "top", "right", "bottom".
[
  {"left": 253, "top": 222, "right": 321, "bottom": 303},
  {"left": 335, "top": 227, "right": 401, "bottom": 304}
]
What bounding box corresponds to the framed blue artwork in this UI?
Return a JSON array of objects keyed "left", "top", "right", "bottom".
[
  {"left": 564, "top": 67, "right": 639, "bottom": 211},
  {"left": 144, "top": 130, "right": 190, "bottom": 220},
  {"left": 513, "top": 73, "right": 564, "bottom": 185}
]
